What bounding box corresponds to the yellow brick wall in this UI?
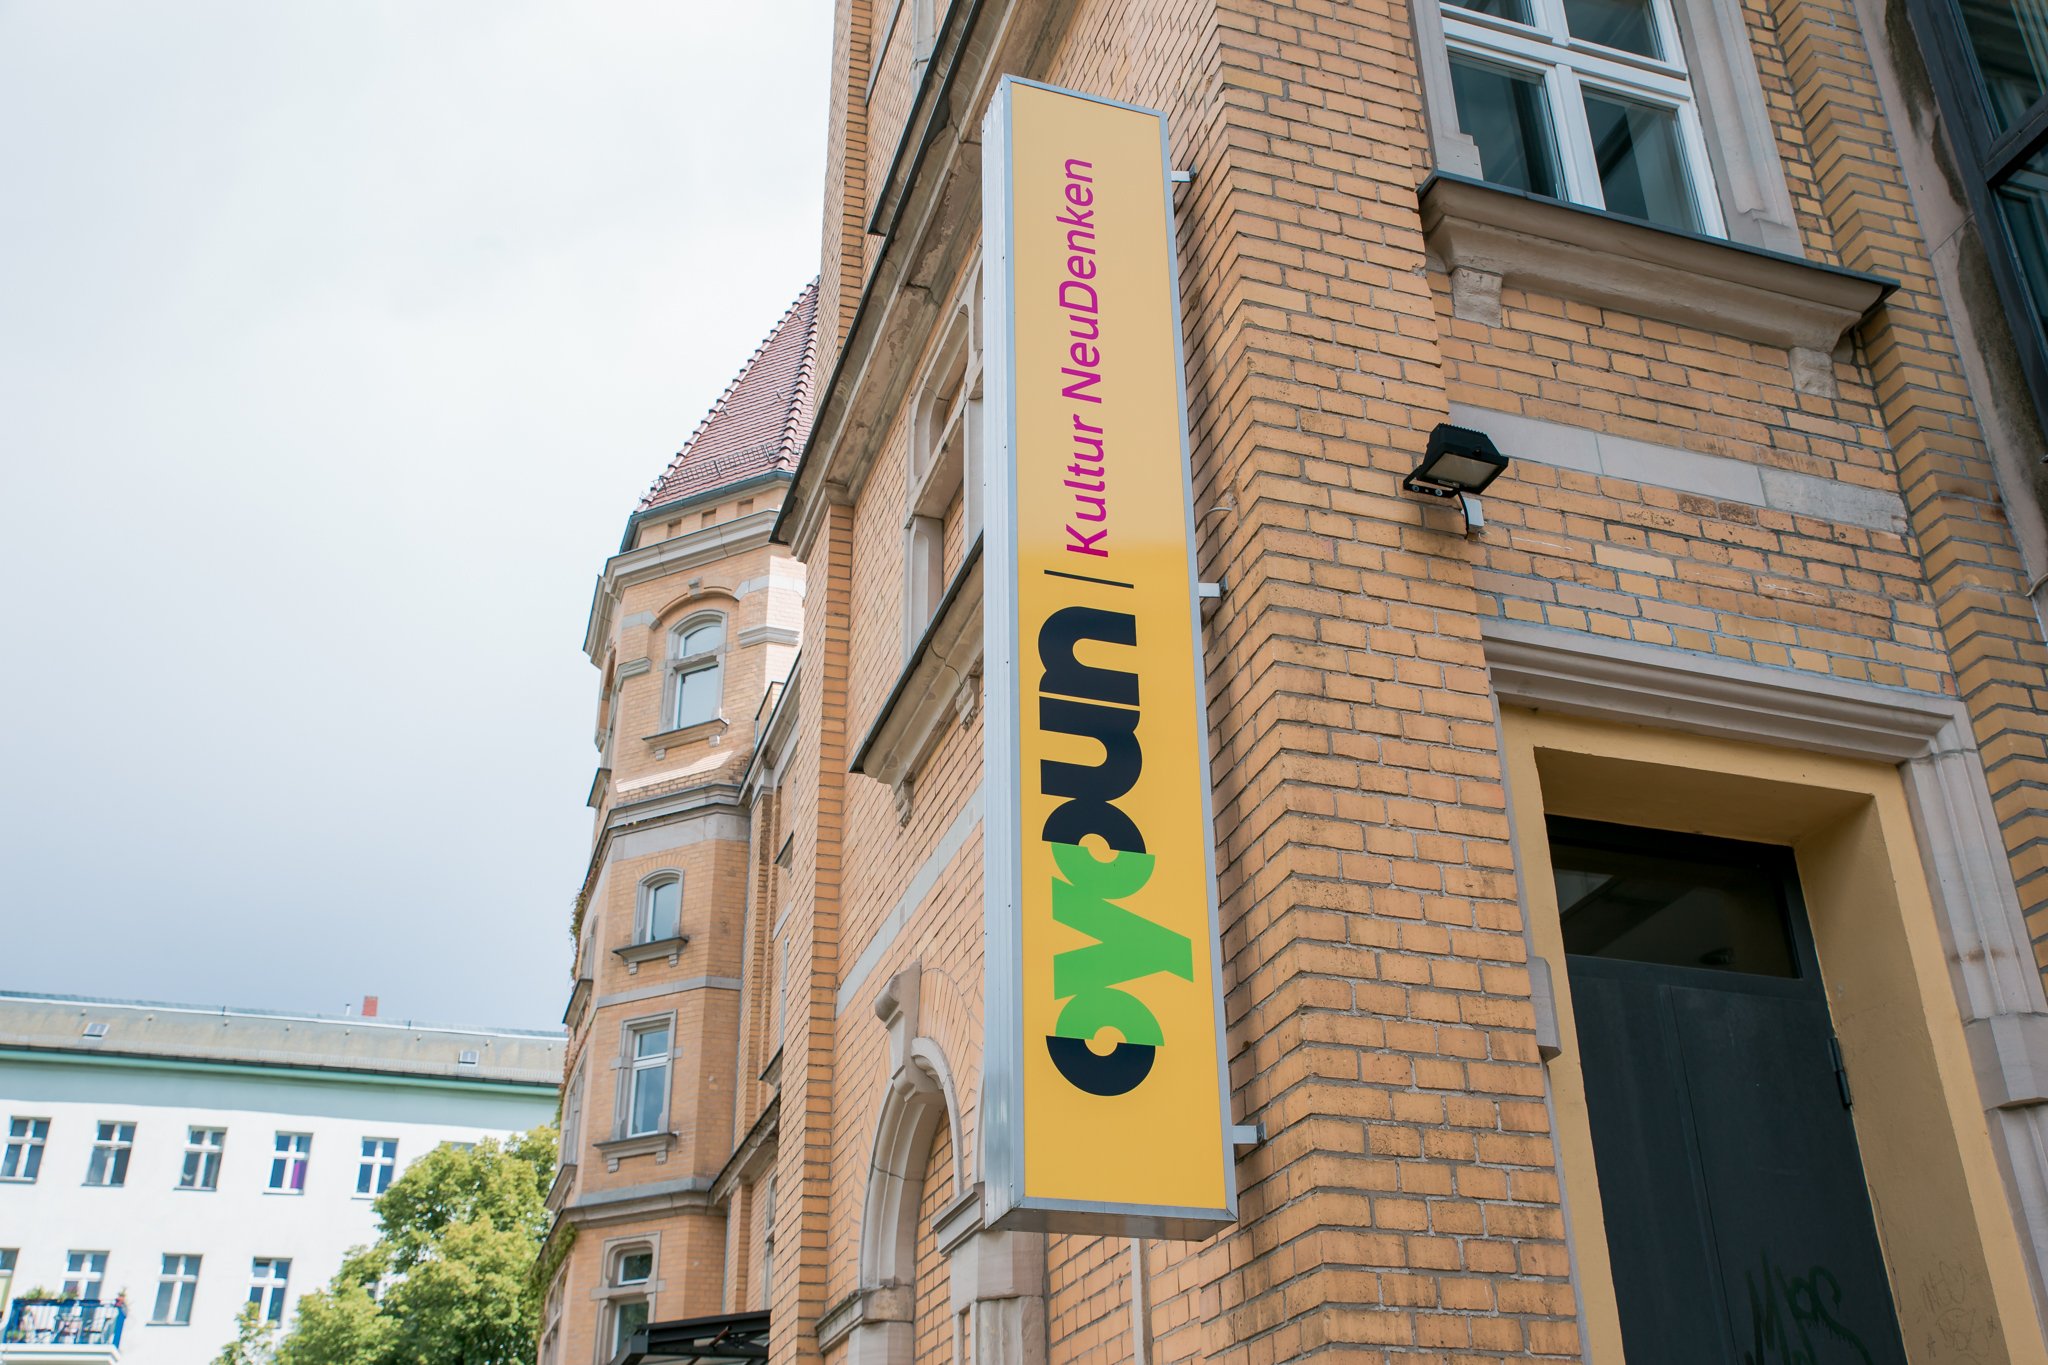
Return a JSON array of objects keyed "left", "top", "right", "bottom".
[
  {"left": 1765, "top": 0, "right": 2048, "bottom": 943},
  {"left": 549, "top": 510, "right": 807, "bottom": 1359},
  {"left": 609, "top": 0, "right": 2048, "bottom": 1358}
]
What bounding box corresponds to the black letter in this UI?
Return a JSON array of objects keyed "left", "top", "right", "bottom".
[
  {"left": 1038, "top": 607, "right": 1137, "bottom": 707},
  {"left": 1039, "top": 698, "right": 1144, "bottom": 852},
  {"left": 1045, "top": 1036, "right": 1156, "bottom": 1096}
]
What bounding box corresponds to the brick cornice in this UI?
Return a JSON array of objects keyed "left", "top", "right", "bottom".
[
  {"left": 584, "top": 508, "right": 781, "bottom": 663},
  {"left": 777, "top": 0, "right": 1076, "bottom": 560}
]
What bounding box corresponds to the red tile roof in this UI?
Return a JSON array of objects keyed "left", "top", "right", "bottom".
[{"left": 639, "top": 279, "right": 820, "bottom": 514}]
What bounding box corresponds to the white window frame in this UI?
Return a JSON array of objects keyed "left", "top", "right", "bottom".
[
  {"left": 356, "top": 1137, "right": 398, "bottom": 1197},
  {"left": 621, "top": 1019, "right": 674, "bottom": 1140},
  {"left": 665, "top": 615, "right": 727, "bottom": 731},
  {"left": 84, "top": 1122, "right": 134, "bottom": 1187},
  {"left": 63, "top": 1251, "right": 108, "bottom": 1301},
  {"left": 249, "top": 1258, "right": 291, "bottom": 1324},
  {"left": 152, "top": 1255, "right": 201, "bottom": 1326},
  {"left": 903, "top": 264, "right": 985, "bottom": 656},
  {"left": 2, "top": 1117, "right": 48, "bottom": 1182},
  {"left": 541, "top": 1279, "right": 564, "bottom": 1365},
  {"left": 179, "top": 1127, "right": 225, "bottom": 1191},
  {"left": 760, "top": 1174, "right": 778, "bottom": 1312},
  {"left": 637, "top": 873, "right": 684, "bottom": 945},
  {"left": 1417, "top": 0, "right": 1809, "bottom": 254},
  {"left": 268, "top": 1132, "right": 311, "bottom": 1194},
  {"left": 603, "top": 1244, "right": 656, "bottom": 1356},
  {"left": 563, "top": 1061, "right": 587, "bottom": 1162},
  {"left": 1441, "top": 0, "right": 1727, "bottom": 235}
]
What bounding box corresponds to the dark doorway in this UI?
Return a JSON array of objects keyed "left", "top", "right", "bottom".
[{"left": 1550, "top": 817, "right": 1908, "bottom": 1365}]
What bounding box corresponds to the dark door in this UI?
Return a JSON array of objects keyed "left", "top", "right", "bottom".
[{"left": 1550, "top": 818, "right": 1908, "bottom": 1365}]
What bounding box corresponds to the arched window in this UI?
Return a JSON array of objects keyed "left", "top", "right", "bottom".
[
  {"left": 604, "top": 1244, "right": 654, "bottom": 1355},
  {"left": 666, "top": 616, "right": 725, "bottom": 730},
  {"left": 638, "top": 874, "right": 682, "bottom": 945}
]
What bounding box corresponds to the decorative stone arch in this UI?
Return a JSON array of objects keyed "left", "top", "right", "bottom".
[
  {"left": 651, "top": 582, "right": 739, "bottom": 635},
  {"left": 819, "top": 967, "right": 959, "bottom": 1363},
  {"left": 819, "top": 965, "right": 1046, "bottom": 1365}
]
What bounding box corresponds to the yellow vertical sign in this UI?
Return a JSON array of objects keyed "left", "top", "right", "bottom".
[{"left": 982, "top": 77, "right": 1236, "bottom": 1238}]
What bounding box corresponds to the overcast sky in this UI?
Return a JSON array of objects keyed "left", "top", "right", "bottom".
[{"left": 0, "top": 2, "right": 830, "bottom": 1030}]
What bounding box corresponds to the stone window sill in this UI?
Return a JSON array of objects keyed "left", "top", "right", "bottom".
[
  {"left": 594, "top": 1131, "right": 675, "bottom": 1171},
  {"left": 641, "top": 718, "right": 728, "bottom": 755},
  {"left": 1419, "top": 174, "right": 1894, "bottom": 395},
  {"left": 563, "top": 976, "right": 593, "bottom": 1030},
  {"left": 613, "top": 937, "right": 691, "bottom": 974},
  {"left": 544, "top": 1161, "right": 577, "bottom": 1213},
  {"left": 850, "top": 538, "right": 983, "bottom": 818}
]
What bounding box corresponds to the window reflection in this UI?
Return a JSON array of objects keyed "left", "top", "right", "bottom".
[
  {"left": 1955, "top": 0, "right": 2048, "bottom": 132},
  {"left": 1584, "top": 92, "right": 1700, "bottom": 230},
  {"left": 1451, "top": 57, "right": 1566, "bottom": 198},
  {"left": 1997, "top": 148, "right": 2048, "bottom": 344},
  {"left": 1564, "top": 0, "right": 1663, "bottom": 57}
]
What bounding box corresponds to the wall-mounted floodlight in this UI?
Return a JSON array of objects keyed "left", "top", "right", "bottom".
[{"left": 1402, "top": 423, "right": 1510, "bottom": 534}]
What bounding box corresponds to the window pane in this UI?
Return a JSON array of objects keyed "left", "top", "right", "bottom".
[
  {"left": 614, "top": 1299, "right": 650, "bottom": 1349},
  {"left": 1563, "top": 0, "right": 1661, "bottom": 56},
  {"left": 680, "top": 622, "right": 722, "bottom": 655},
  {"left": 672, "top": 664, "right": 721, "bottom": 728},
  {"left": 618, "top": 1252, "right": 653, "bottom": 1284},
  {"left": 635, "top": 1025, "right": 671, "bottom": 1059},
  {"left": 647, "top": 881, "right": 681, "bottom": 941},
  {"left": 1997, "top": 148, "right": 2048, "bottom": 348},
  {"left": 630, "top": 1065, "right": 668, "bottom": 1135},
  {"left": 1549, "top": 822, "right": 1798, "bottom": 975},
  {"left": 1583, "top": 92, "right": 1700, "bottom": 231},
  {"left": 1449, "top": 58, "right": 1565, "bottom": 199},
  {"left": 1444, "top": 0, "right": 1536, "bottom": 23},
  {"left": 1956, "top": 0, "right": 2048, "bottom": 132}
]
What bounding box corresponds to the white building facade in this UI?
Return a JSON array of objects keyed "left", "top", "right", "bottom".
[{"left": 0, "top": 994, "right": 560, "bottom": 1365}]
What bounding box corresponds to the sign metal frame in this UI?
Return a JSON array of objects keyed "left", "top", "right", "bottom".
[{"left": 979, "top": 75, "right": 1238, "bottom": 1240}]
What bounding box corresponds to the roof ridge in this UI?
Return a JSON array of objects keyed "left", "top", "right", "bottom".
[
  {"left": 0, "top": 990, "right": 564, "bottom": 1039},
  {"left": 775, "top": 280, "right": 822, "bottom": 466},
  {"left": 638, "top": 279, "right": 822, "bottom": 515}
]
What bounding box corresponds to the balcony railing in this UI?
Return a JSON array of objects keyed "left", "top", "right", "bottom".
[{"left": 2, "top": 1300, "right": 126, "bottom": 1349}]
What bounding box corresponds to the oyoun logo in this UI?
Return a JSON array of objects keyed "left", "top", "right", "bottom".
[{"left": 1035, "top": 605, "right": 1193, "bottom": 1097}]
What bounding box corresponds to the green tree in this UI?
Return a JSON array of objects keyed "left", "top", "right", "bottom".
[
  {"left": 213, "top": 1303, "right": 278, "bottom": 1365},
  {"left": 271, "top": 1127, "right": 556, "bottom": 1365}
]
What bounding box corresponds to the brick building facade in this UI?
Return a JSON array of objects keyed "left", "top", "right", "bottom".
[
  {"left": 541, "top": 283, "right": 814, "bottom": 1365},
  {"left": 545, "top": 0, "right": 2048, "bottom": 1359}
]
